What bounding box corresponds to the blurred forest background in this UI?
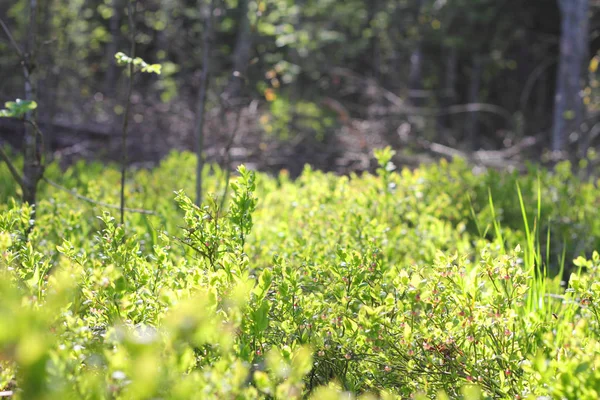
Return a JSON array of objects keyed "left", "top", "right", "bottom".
[{"left": 1, "top": 0, "right": 599, "bottom": 176}]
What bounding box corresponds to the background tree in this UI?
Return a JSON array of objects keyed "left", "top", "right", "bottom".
[
  {"left": 552, "top": 0, "right": 589, "bottom": 154},
  {"left": 0, "top": 0, "right": 44, "bottom": 211}
]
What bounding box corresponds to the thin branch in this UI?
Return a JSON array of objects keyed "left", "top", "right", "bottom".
[
  {"left": 44, "top": 177, "right": 156, "bottom": 215},
  {"left": 0, "top": 391, "right": 13, "bottom": 398},
  {"left": 120, "top": 0, "right": 137, "bottom": 225},
  {"left": 0, "top": 145, "right": 24, "bottom": 187},
  {"left": 0, "top": 16, "right": 24, "bottom": 60}
]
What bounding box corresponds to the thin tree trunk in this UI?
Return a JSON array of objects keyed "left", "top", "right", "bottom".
[
  {"left": 552, "top": 0, "right": 589, "bottom": 153},
  {"left": 195, "top": 0, "right": 215, "bottom": 206},
  {"left": 465, "top": 54, "right": 483, "bottom": 151},
  {"left": 120, "top": 0, "right": 136, "bottom": 225},
  {"left": 22, "top": 0, "right": 42, "bottom": 207},
  {"left": 223, "top": 0, "right": 251, "bottom": 101}
]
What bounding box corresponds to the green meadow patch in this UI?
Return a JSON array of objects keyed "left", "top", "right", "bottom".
[{"left": 1, "top": 149, "right": 600, "bottom": 399}]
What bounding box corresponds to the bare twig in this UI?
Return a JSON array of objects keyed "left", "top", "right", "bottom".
[
  {"left": 44, "top": 177, "right": 156, "bottom": 215},
  {"left": 0, "top": 390, "right": 13, "bottom": 398}
]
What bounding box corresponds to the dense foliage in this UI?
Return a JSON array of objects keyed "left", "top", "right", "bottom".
[{"left": 1, "top": 150, "right": 600, "bottom": 398}]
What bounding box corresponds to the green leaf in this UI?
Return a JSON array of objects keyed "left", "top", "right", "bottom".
[
  {"left": 253, "top": 301, "right": 270, "bottom": 333},
  {"left": 0, "top": 99, "right": 37, "bottom": 119}
]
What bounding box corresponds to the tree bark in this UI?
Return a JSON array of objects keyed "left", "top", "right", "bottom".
[{"left": 552, "top": 0, "right": 589, "bottom": 153}]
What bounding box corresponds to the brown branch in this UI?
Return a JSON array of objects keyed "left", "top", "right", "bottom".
[{"left": 44, "top": 177, "right": 156, "bottom": 215}]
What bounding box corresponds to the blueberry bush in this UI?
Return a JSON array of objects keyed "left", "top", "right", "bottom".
[{"left": 1, "top": 149, "right": 600, "bottom": 399}]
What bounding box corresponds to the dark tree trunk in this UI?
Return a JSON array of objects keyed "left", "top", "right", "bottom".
[{"left": 552, "top": 0, "right": 589, "bottom": 153}]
